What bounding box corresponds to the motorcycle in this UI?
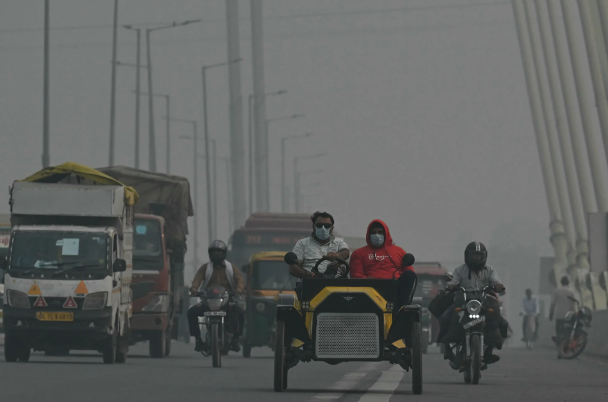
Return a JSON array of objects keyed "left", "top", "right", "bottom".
[
  {"left": 444, "top": 284, "right": 504, "bottom": 385},
  {"left": 556, "top": 297, "right": 592, "bottom": 360},
  {"left": 193, "top": 285, "right": 240, "bottom": 368}
]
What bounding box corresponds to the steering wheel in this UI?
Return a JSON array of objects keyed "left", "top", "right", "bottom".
[{"left": 311, "top": 256, "right": 350, "bottom": 278}]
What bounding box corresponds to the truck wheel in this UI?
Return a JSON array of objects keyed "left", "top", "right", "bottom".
[
  {"left": 274, "top": 320, "right": 287, "bottom": 392},
  {"left": 149, "top": 330, "right": 166, "bottom": 358},
  {"left": 18, "top": 343, "right": 31, "bottom": 362},
  {"left": 243, "top": 341, "right": 252, "bottom": 358},
  {"left": 4, "top": 336, "right": 20, "bottom": 362},
  {"left": 164, "top": 331, "right": 172, "bottom": 356},
  {"left": 103, "top": 333, "right": 117, "bottom": 364},
  {"left": 411, "top": 322, "right": 423, "bottom": 395}
]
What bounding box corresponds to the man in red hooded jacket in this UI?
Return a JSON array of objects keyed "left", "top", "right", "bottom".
[{"left": 350, "top": 220, "right": 418, "bottom": 312}]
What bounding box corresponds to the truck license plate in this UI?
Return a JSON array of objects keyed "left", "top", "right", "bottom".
[
  {"left": 36, "top": 312, "right": 74, "bottom": 322},
  {"left": 463, "top": 316, "right": 485, "bottom": 329}
]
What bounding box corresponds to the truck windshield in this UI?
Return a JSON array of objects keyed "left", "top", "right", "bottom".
[
  {"left": 9, "top": 231, "right": 110, "bottom": 271},
  {"left": 133, "top": 219, "right": 163, "bottom": 271},
  {"left": 251, "top": 260, "right": 297, "bottom": 290}
]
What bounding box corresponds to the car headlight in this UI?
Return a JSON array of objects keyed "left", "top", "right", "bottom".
[
  {"left": 256, "top": 302, "right": 265, "bottom": 312},
  {"left": 7, "top": 290, "right": 30, "bottom": 309},
  {"left": 141, "top": 293, "right": 169, "bottom": 312},
  {"left": 466, "top": 300, "right": 482, "bottom": 315},
  {"left": 207, "top": 298, "right": 224, "bottom": 311},
  {"left": 82, "top": 292, "right": 108, "bottom": 310}
]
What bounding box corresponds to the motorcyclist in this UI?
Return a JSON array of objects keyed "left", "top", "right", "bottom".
[
  {"left": 549, "top": 276, "right": 576, "bottom": 344},
  {"left": 438, "top": 242, "right": 505, "bottom": 367},
  {"left": 520, "top": 288, "right": 539, "bottom": 342},
  {"left": 349, "top": 220, "right": 418, "bottom": 312},
  {"left": 187, "top": 240, "right": 245, "bottom": 353}
]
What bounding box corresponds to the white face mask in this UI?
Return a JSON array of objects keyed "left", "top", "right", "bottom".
[
  {"left": 315, "top": 226, "right": 331, "bottom": 241},
  {"left": 370, "top": 234, "right": 385, "bottom": 247}
]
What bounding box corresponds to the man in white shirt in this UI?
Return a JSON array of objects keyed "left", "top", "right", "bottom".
[
  {"left": 520, "top": 288, "right": 539, "bottom": 341},
  {"left": 550, "top": 276, "right": 577, "bottom": 344},
  {"left": 289, "top": 211, "right": 350, "bottom": 279}
]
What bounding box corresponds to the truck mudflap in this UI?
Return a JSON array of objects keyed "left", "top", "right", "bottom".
[
  {"left": 3, "top": 305, "right": 113, "bottom": 342},
  {"left": 130, "top": 312, "right": 169, "bottom": 331}
]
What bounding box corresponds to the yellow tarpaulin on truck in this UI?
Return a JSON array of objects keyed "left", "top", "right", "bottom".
[{"left": 20, "top": 162, "right": 139, "bottom": 205}]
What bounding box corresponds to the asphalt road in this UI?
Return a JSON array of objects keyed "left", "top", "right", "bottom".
[{"left": 0, "top": 340, "right": 607, "bottom": 402}]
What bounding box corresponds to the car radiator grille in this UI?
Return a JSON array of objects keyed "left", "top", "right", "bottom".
[{"left": 315, "top": 313, "right": 379, "bottom": 359}]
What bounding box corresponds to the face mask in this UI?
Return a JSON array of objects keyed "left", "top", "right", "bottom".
[
  {"left": 370, "top": 234, "right": 385, "bottom": 247},
  {"left": 315, "top": 226, "right": 331, "bottom": 241}
]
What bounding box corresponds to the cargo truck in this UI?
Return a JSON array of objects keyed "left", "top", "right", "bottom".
[
  {"left": 0, "top": 163, "right": 137, "bottom": 363},
  {"left": 98, "top": 166, "right": 193, "bottom": 358}
]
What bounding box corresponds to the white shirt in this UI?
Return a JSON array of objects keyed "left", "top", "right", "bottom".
[
  {"left": 521, "top": 296, "right": 539, "bottom": 315},
  {"left": 448, "top": 264, "right": 501, "bottom": 292},
  {"left": 292, "top": 235, "right": 349, "bottom": 273}
]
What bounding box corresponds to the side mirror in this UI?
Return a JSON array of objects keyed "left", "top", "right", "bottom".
[
  {"left": 113, "top": 258, "right": 127, "bottom": 273},
  {"left": 401, "top": 253, "right": 415, "bottom": 267},
  {"left": 284, "top": 252, "right": 299, "bottom": 265},
  {"left": 241, "top": 264, "right": 250, "bottom": 275},
  {"left": 0, "top": 256, "right": 6, "bottom": 271}
]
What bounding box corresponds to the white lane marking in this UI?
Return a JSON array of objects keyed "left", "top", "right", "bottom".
[
  {"left": 312, "top": 362, "right": 382, "bottom": 400},
  {"left": 357, "top": 369, "right": 405, "bottom": 402}
]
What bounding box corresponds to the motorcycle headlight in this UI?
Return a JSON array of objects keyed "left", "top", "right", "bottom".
[
  {"left": 82, "top": 292, "right": 108, "bottom": 310},
  {"left": 256, "top": 302, "right": 265, "bottom": 312},
  {"left": 207, "top": 298, "right": 224, "bottom": 311},
  {"left": 141, "top": 293, "right": 168, "bottom": 312},
  {"left": 466, "top": 300, "right": 482, "bottom": 315},
  {"left": 7, "top": 289, "right": 30, "bottom": 309}
]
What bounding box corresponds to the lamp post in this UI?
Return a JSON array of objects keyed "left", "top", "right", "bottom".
[
  {"left": 142, "top": 92, "right": 170, "bottom": 173},
  {"left": 293, "top": 155, "right": 325, "bottom": 213},
  {"left": 266, "top": 114, "right": 305, "bottom": 211},
  {"left": 247, "top": 90, "right": 286, "bottom": 215},
  {"left": 42, "top": 0, "right": 50, "bottom": 168},
  {"left": 123, "top": 26, "right": 142, "bottom": 169},
  {"left": 170, "top": 119, "right": 199, "bottom": 267},
  {"left": 109, "top": 0, "right": 119, "bottom": 166},
  {"left": 201, "top": 58, "right": 242, "bottom": 240},
  {"left": 146, "top": 19, "right": 200, "bottom": 172},
  {"left": 198, "top": 153, "right": 234, "bottom": 235},
  {"left": 280, "top": 132, "right": 312, "bottom": 213}
]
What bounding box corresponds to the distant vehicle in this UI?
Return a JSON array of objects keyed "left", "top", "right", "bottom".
[
  {"left": 412, "top": 262, "right": 448, "bottom": 352},
  {"left": 1, "top": 163, "right": 135, "bottom": 363},
  {"left": 0, "top": 214, "right": 9, "bottom": 332},
  {"left": 98, "top": 166, "right": 193, "bottom": 358},
  {"left": 228, "top": 213, "right": 314, "bottom": 271}
]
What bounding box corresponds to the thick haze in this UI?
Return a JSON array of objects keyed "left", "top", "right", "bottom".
[{"left": 1, "top": 0, "right": 555, "bottom": 281}]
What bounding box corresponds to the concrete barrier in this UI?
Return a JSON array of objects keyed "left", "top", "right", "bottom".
[{"left": 536, "top": 311, "right": 608, "bottom": 357}]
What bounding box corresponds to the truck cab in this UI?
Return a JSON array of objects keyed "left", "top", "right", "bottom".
[
  {"left": 0, "top": 164, "right": 136, "bottom": 364},
  {"left": 130, "top": 214, "right": 174, "bottom": 357}
]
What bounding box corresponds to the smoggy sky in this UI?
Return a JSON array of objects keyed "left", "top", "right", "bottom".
[{"left": 2, "top": 0, "right": 575, "bottom": 266}]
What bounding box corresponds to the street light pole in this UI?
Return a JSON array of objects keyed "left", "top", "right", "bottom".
[
  {"left": 145, "top": 20, "right": 201, "bottom": 172},
  {"left": 293, "top": 154, "right": 325, "bottom": 213},
  {"left": 211, "top": 139, "right": 218, "bottom": 240},
  {"left": 42, "top": 0, "right": 50, "bottom": 168},
  {"left": 247, "top": 90, "right": 286, "bottom": 216},
  {"left": 109, "top": 0, "right": 119, "bottom": 166},
  {"left": 137, "top": 91, "right": 170, "bottom": 173},
  {"left": 201, "top": 58, "right": 241, "bottom": 242},
  {"left": 123, "top": 26, "right": 142, "bottom": 169},
  {"left": 281, "top": 132, "right": 311, "bottom": 213}
]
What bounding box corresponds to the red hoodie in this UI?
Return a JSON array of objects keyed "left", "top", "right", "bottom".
[{"left": 349, "top": 219, "right": 414, "bottom": 279}]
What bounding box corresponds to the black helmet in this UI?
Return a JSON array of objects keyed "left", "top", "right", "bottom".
[
  {"left": 465, "top": 241, "right": 487, "bottom": 269},
  {"left": 208, "top": 240, "right": 227, "bottom": 252}
]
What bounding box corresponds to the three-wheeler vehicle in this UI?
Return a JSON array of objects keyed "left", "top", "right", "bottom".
[
  {"left": 274, "top": 252, "right": 423, "bottom": 394},
  {"left": 241, "top": 251, "right": 297, "bottom": 357}
]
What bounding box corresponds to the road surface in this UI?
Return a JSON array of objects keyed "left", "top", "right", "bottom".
[{"left": 0, "top": 341, "right": 606, "bottom": 402}]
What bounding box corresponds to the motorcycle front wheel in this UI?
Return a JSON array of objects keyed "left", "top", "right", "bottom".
[
  {"left": 557, "top": 330, "right": 587, "bottom": 359},
  {"left": 211, "top": 322, "right": 222, "bottom": 368},
  {"left": 470, "top": 334, "right": 482, "bottom": 384}
]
